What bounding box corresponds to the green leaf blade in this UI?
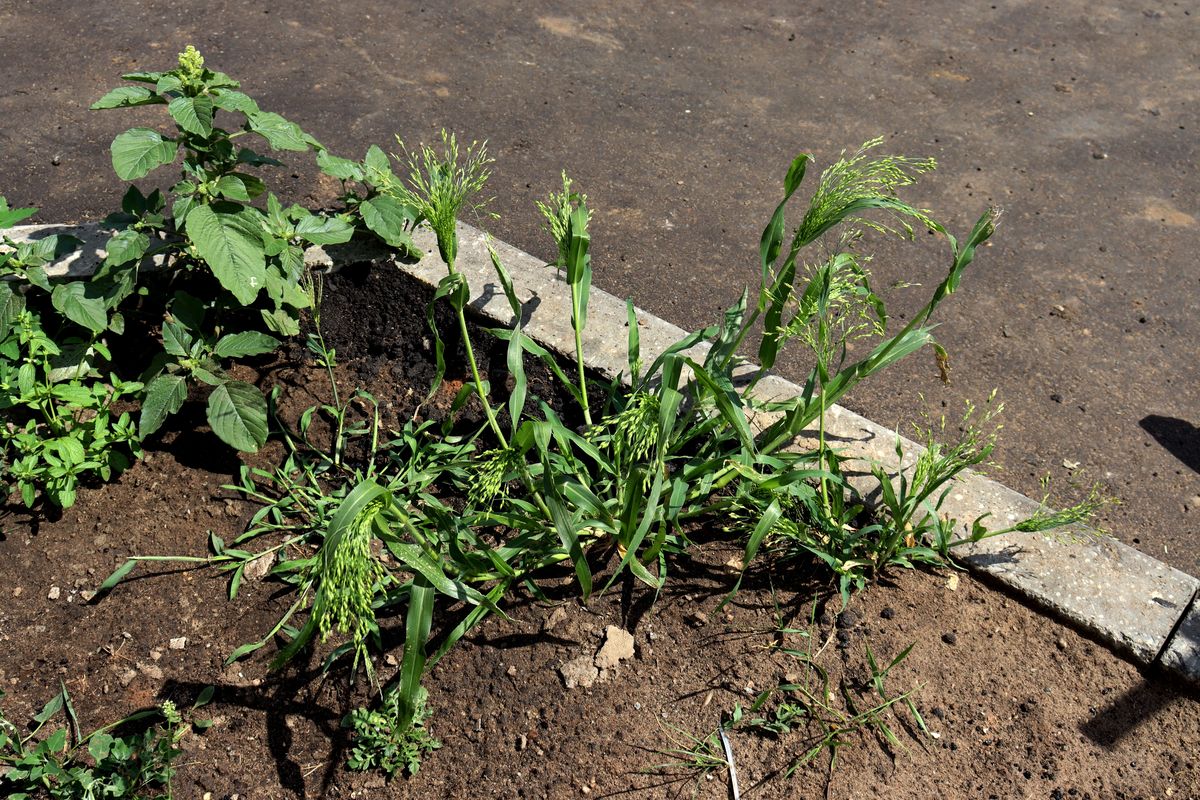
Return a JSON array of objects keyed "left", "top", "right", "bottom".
[
  {"left": 247, "top": 111, "right": 310, "bottom": 152},
  {"left": 110, "top": 127, "right": 178, "bottom": 180},
  {"left": 185, "top": 205, "right": 267, "bottom": 305},
  {"left": 214, "top": 331, "right": 280, "bottom": 359},
  {"left": 140, "top": 373, "right": 188, "bottom": 438},
  {"left": 91, "top": 85, "right": 160, "bottom": 110},
  {"left": 359, "top": 196, "right": 417, "bottom": 250},
  {"left": 50, "top": 282, "right": 108, "bottom": 333},
  {"left": 206, "top": 381, "right": 268, "bottom": 452}
]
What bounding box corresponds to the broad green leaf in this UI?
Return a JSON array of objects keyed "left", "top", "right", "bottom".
[
  {"left": 214, "top": 331, "right": 280, "bottom": 359},
  {"left": 247, "top": 111, "right": 309, "bottom": 151},
  {"left": 0, "top": 200, "right": 37, "bottom": 229},
  {"left": 120, "top": 70, "right": 164, "bottom": 83},
  {"left": 206, "top": 380, "right": 268, "bottom": 452},
  {"left": 0, "top": 282, "right": 16, "bottom": 334},
  {"left": 172, "top": 193, "right": 198, "bottom": 228},
  {"left": 17, "top": 234, "right": 79, "bottom": 268},
  {"left": 46, "top": 342, "right": 94, "bottom": 383},
  {"left": 213, "top": 175, "right": 252, "bottom": 202},
  {"left": 191, "top": 361, "right": 226, "bottom": 386},
  {"left": 206, "top": 71, "right": 241, "bottom": 90},
  {"left": 52, "top": 436, "right": 86, "bottom": 465},
  {"left": 140, "top": 373, "right": 188, "bottom": 437},
  {"left": 170, "top": 291, "right": 206, "bottom": 331},
  {"left": 50, "top": 384, "right": 94, "bottom": 406},
  {"left": 213, "top": 90, "right": 260, "bottom": 115},
  {"left": 363, "top": 144, "right": 391, "bottom": 177},
  {"left": 110, "top": 127, "right": 178, "bottom": 180},
  {"left": 103, "top": 228, "right": 149, "bottom": 268},
  {"left": 316, "top": 150, "right": 364, "bottom": 181},
  {"left": 185, "top": 204, "right": 267, "bottom": 305},
  {"left": 162, "top": 318, "right": 193, "bottom": 357},
  {"left": 231, "top": 172, "right": 266, "bottom": 199},
  {"left": 120, "top": 184, "right": 163, "bottom": 216},
  {"left": 23, "top": 264, "right": 51, "bottom": 292},
  {"left": 91, "top": 86, "right": 159, "bottom": 110},
  {"left": 261, "top": 308, "right": 300, "bottom": 337},
  {"left": 169, "top": 95, "right": 215, "bottom": 136},
  {"left": 50, "top": 282, "right": 108, "bottom": 332},
  {"left": 32, "top": 689, "right": 65, "bottom": 725},
  {"left": 156, "top": 74, "right": 183, "bottom": 94},
  {"left": 359, "top": 196, "right": 416, "bottom": 249},
  {"left": 293, "top": 213, "right": 354, "bottom": 245}
]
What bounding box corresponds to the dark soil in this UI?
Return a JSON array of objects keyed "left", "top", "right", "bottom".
[{"left": 2, "top": 263, "right": 1198, "bottom": 800}]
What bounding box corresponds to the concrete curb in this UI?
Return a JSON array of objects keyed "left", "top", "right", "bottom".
[{"left": 9, "top": 221, "right": 1199, "bottom": 682}]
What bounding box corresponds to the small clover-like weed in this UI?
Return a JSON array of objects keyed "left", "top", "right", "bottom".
[{"left": 344, "top": 687, "right": 440, "bottom": 777}]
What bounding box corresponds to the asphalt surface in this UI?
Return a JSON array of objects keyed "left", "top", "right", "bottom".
[{"left": 1, "top": 1, "right": 1197, "bottom": 574}]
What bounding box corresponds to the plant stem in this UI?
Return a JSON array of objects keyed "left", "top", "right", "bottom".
[
  {"left": 453, "top": 289, "right": 508, "bottom": 449},
  {"left": 817, "top": 390, "right": 831, "bottom": 513},
  {"left": 573, "top": 321, "right": 592, "bottom": 427}
]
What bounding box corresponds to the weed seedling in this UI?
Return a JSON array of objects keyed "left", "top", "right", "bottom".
[
  {"left": 344, "top": 686, "right": 440, "bottom": 777},
  {"left": 0, "top": 684, "right": 211, "bottom": 799}
]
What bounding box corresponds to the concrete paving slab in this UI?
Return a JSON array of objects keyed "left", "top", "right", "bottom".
[{"left": 1162, "top": 600, "right": 1200, "bottom": 683}]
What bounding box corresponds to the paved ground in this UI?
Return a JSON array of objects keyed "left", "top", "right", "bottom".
[{"left": 1, "top": 1, "right": 1197, "bottom": 575}]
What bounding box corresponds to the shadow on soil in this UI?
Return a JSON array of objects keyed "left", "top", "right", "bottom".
[
  {"left": 163, "top": 661, "right": 350, "bottom": 799},
  {"left": 1139, "top": 415, "right": 1200, "bottom": 474},
  {"left": 1080, "top": 672, "right": 1200, "bottom": 748}
]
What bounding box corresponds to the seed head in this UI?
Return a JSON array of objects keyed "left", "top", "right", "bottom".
[{"left": 178, "top": 45, "right": 205, "bottom": 82}]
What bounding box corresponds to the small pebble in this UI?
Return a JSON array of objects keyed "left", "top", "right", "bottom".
[
  {"left": 47, "top": 586, "right": 61, "bottom": 600},
  {"left": 942, "top": 632, "right": 958, "bottom": 646},
  {"left": 169, "top": 637, "right": 187, "bottom": 650},
  {"left": 1055, "top": 637, "right": 1068, "bottom": 651},
  {"left": 687, "top": 611, "right": 709, "bottom": 627}
]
